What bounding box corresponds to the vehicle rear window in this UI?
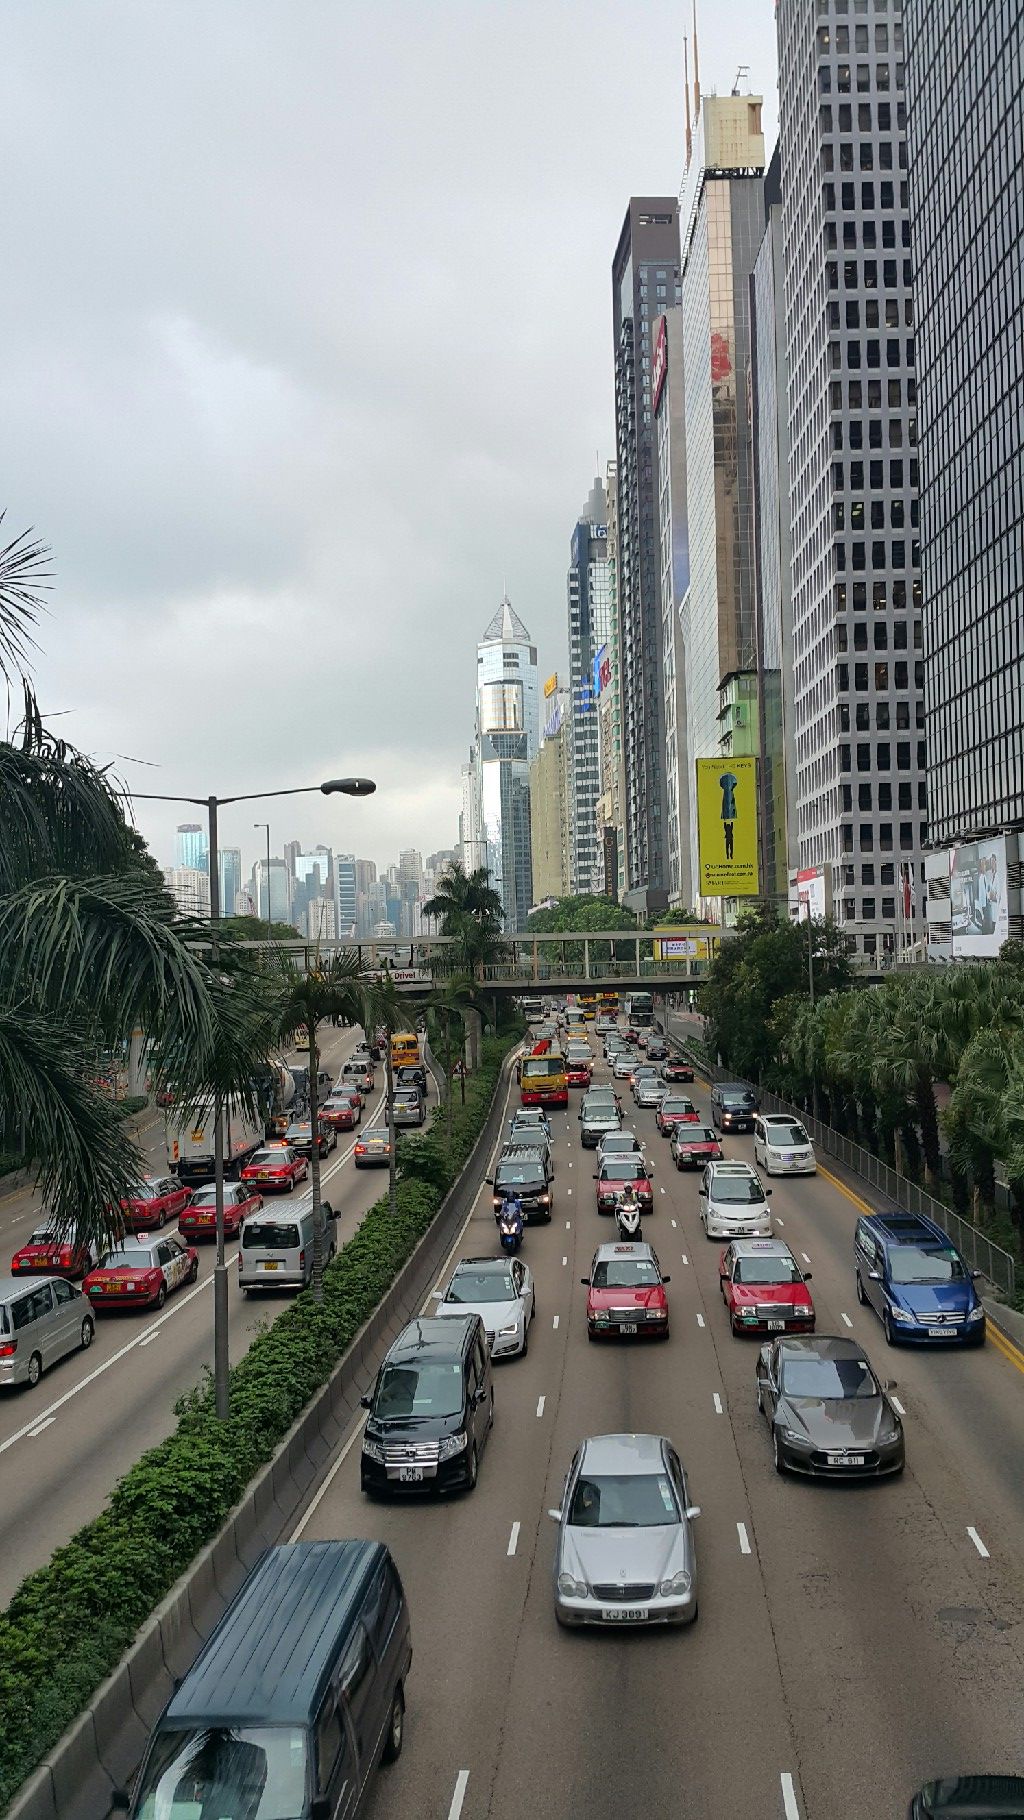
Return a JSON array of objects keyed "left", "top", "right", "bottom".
[
  {"left": 98, "top": 1248, "right": 152, "bottom": 1269},
  {"left": 242, "top": 1223, "right": 300, "bottom": 1250},
  {"left": 250, "top": 1149, "right": 290, "bottom": 1167}
]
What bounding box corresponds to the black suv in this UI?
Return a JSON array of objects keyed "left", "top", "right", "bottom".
[
  {"left": 360, "top": 1314, "right": 493, "bottom": 1496},
  {"left": 488, "top": 1145, "right": 553, "bottom": 1221}
]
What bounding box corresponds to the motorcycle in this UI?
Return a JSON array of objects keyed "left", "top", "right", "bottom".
[
  {"left": 615, "top": 1197, "right": 642, "bottom": 1241},
  {"left": 497, "top": 1196, "right": 525, "bottom": 1256}
]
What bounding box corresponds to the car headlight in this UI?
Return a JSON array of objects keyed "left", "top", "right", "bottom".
[
  {"left": 781, "top": 1426, "right": 812, "bottom": 1447},
  {"left": 966, "top": 1304, "right": 985, "bottom": 1321},
  {"left": 499, "top": 1321, "right": 521, "bottom": 1337},
  {"left": 438, "top": 1431, "right": 468, "bottom": 1460},
  {"left": 361, "top": 1436, "right": 384, "bottom": 1464},
  {"left": 594, "top": 1311, "right": 610, "bottom": 1323},
  {"left": 648, "top": 1308, "right": 667, "bottom": 1320},
  {"left": 659, "top": 1570, "right": 691, "bottom": 1596},
  {"left": 890, "top": 1305, "right": 916, "bottom": 1323},
  {"left": 557, "top": 1572, "right": 589, "bottom": 1598}
]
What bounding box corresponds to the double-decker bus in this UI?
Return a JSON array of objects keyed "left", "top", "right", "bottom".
[
  {"left": 577, "top": 993, "right": 599, "bottom": 1021},
  {"left": 597, "top": 991, "right": 619, "bottom": 1022},
  {"left": 520, "top": 996, "right": 545, "bottom": 1025},
  {"left": 519, "top": 1050, "right": 569, "bottom": 1109},
  {"left": 623, "top": 991, "right": 654, "bottom": 1030}
]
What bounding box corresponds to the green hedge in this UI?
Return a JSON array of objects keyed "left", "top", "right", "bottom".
[{"left": 0, "top": 1035, "right": 516, "bottom": 1811}]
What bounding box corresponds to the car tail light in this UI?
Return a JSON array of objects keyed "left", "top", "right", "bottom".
[
  {"left": 299, "top": 1250, "right": 305, "bottom": 1268},
  {"left": 60, "top": 1248, "right": 74, "bottom": 1267},
  {"left": 0, "top": 1341, "right": 16, "bottom": 1357},
  {"left": 355, "top": 1145, "right": 366, "bottom": 1156}
]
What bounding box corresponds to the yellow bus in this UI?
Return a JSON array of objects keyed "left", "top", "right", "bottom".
[
  {"left": 390, "top": 1032, "right": 421, "bottom": 1069},
  {"left": 519, "top": 1051, "right": 568, "bottom": 1109}
]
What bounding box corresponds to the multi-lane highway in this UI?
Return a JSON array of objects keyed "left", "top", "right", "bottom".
[
  {"left": 296, "top": 1030, "right": 1024, "bottom": 1820},
  {"left": 0, "top": 1024, "right": 430, "bottom": 1607}
]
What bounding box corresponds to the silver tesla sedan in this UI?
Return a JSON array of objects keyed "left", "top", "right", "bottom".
[{"left": 548, "top": 1433, "right": 700, "bottom": 1627}]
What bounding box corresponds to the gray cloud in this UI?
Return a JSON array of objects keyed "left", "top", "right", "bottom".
[{"left": 2, "top": 0, "right": 778, "bottom": 876}]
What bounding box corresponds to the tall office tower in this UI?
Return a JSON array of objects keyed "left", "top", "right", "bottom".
[
  {"left": 292, "top": 851, "right": 332, "bottom": 928},
  {"left": 677, "top": 90, "right": 766, "bottom": 915},
  {"left": 305, "top": 897, "right": 337, "bottom": 941},
  {"left": 611, "top": 198, "right": 681, "bottom": 913},
  {"left": 778, "top": 0, "right": 927, "bottom": 961},
  {"left": 652, "top": 307, "right": 692, "bottom": 909},
  {"left": 597, "top": 458, "right": 627, "bottom": 898},
  {"left": 218, "top": 847, "right": 242, "bottom": 918},
  {"left": 459, "top": 750, "right": 487, "bottom": 874},
  {"left": 253, "top": 858, "right": 292, "bottom": 926},
  {"left": 162, "top": 866, "right": 211, "bottom": 918},
  {"left": 398, "top": 850, "right": 423, "bottom": 889},
  {"left": 334, "top": 853, "right": 357, "bottom": 934},
  {"left": 750, "top": 145, "right": 798, "bottom": 906},
  {"left": 904, "top": 0, "right": 1024, "bottom": 854},
  {"left": 473, "top": 596, "right": 538, "bottom": 930},
  {"left": 566, "top": 477, "right": 612, "bottom": 895},
  {"left": 529, "top": 680, "right": 572, "bottom": 903},
  {"left": 175, "top": 823, "right": 207, "bottom": 872},
  {"left": 283, "top": 840, "right": 302, "bottom": 880}
]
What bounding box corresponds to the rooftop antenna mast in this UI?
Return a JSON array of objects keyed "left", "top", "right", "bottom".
[
  {"left": 732, "top": 64, "right": 750, "bottom": 95},
  {"left": 684, "top": 36, "right": 692, "bottom": 167},
  {"left": 692, "top": 0, "right": 701, "bottom": 117}
]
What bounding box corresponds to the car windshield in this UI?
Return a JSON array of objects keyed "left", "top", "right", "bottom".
[
  {"left": 766, "top": 1123, "right": 809, "bottom": 1146},
  {"left": 681, "top": 1128, "right": 716, "bottom": 1144},
  {"left": 781, "top": 1356, "right": 878, "bottom": 1399},
  {"left": 735, "top": 1256, "right": 802, "bottom": 1284},
  {"left": 133, "top": 1723, "right": 307, "bottom": 1820},
  {"left": 375, "top": 1359, "right": 465, "bottom": 1419},
  {"left": 446, "top": 1270, "right": 516, "bottom": 1305},
  {"left": 601, "top": 1160, "right": 648, "bottom": 1180},
  {"left": 99, "top": 1248, "right": 152, "bottom": 1269},
  {"left": 496, "top": 1166, "right": 544, "bottom": 1187},
  {"left": 522, "top": 1059, "right": 563, "bottom": 1080},
  {"left": 286, "top": 1124, "right": 310, "bottom": 1137},
  {"left": 362, "top": 1128, "right": 388, "bottom": 1143},
  {"left": 29, "top": 1229, "right": 60, "bottom": 1245},
  {"left": 711, "top": 1175, "right": 765, "bottom": 1203},
  {"left": 128, "top": 1181, "right": 161, "bottom": 1200},
  {"left": 591, "top": 1257, "right": 659, "bottom": 1288},
  {"left": 722, "top": 1091, "right": 755, "bottom": 1108},
  {"left": 241, "top": 1223, "right": 300, "bottom": 1249},
  {"left": 569, "top": 1470, "right": 679, "bottom": 1528},
  {"left": 250, "top": 1150, "right": 289, "bottom": 1167},
  {"left": 188, "top": 1189, "right": 220, "bottom": 1208},
  {"left": 889, "top": 1245, "right": 967, "bottom": 1284}
]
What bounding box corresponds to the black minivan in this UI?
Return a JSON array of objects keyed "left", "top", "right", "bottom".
[
  {"left": 118, "top": 1540, "right": 411, "bottom": 1819},
  {"left": 360, "top": 1314, "right": 493, "bottom": 1497}
]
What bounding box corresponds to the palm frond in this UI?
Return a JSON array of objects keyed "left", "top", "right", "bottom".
[
  {"left": 0, "top": 515, "right": 49, "bottom": 686},
  {"left": 0, "top": 736, "right": 136, "bottom": 892}
]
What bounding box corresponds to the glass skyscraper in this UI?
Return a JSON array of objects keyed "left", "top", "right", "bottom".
[
  {"left": 904, "top": 0, "right": 1024, "bottom": 845},
  {"left": 175, "top": 823, "right": 207, "bottom": 872},
  {"left": 566, "top": 478, "right": 612, "bottom": 896}
]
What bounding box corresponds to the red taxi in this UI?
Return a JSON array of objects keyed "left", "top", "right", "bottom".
[
  {"left": 718, "top": 1238, "right": 815, "bottom": 1337},
  {"left": 321, "top": 1091, "right": 361, "bottom": 1131},
  {"left": 240, "top": 1146, "right": 309, "bottom": 1193},
  {"left": 83, "top": 1234, "right": 198, "bottom": 1310},
  {"left": 593, "top": 1157, "right": 655, "bottom": 1216},
  {"left": 582, "top": 1241, "right": 671, "bottom": 1341},
  {"left": 179, "top": 1182, "right": 263, "bottom": 1240},
  {"left": 565, "top": 1053, "right": 593, "bottom": 1089},
  {"left": 11, "top": 1225, "right": 98, "bottom": 1280},
  {"left": 670, "top": 1123, "right": 724, "bottom": 1169},
  {"left": 656, "top": 1094, "right": 700, "bottom": 1136},
  {"left": 122, "top": 1174, "right": 191, "bottom": 1231},
  {"left": 661, "top": 1056, "right": 695, "bottom": 1084}
]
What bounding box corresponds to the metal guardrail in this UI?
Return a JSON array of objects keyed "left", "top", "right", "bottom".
[{"left": 659, "top": 1012, "right": 1018, "bottom": 1301}]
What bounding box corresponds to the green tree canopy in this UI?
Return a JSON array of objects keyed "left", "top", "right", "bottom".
[{"left": 700, "top": 904, "right": 852, "bottom": 1081}]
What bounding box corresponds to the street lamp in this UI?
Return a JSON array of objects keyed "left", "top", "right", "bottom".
[
  {"left": 124, "top": 775, "right": 376, "bottom": 1418},
  {"left": 253, "top": 822, "right": 272, "bottom": 944}
]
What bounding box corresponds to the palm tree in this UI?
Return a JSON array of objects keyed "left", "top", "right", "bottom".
[
  {"left": 422, "top": 862, "right": 505, "bottom": 1067},
  {"left": 421, "top": 973, "right": 485, "bottom": 1150},
  {"left": 270, "top": 950, "right": 363, "bottom": 1301}
]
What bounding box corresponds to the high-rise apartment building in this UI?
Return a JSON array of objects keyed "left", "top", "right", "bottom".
[
  {"left": 253, "top": 858, "right": 292, "bottom": 925},
  {"left": 334, "top": 853, "right": 357, "bottom": 934},
  {"left": 677, "top": 91, "right": 766, "bottom": 916},
  {"left": 904, "top": 0, "right": 1023, "bottom": 848},
  {"left": 530, "top": 681, "right": 572, "bottom": 903},
  {"left": 163, "top": 866, "right": 210, "bottom": 919},
  {"left": 566, "top": 478, "right": 612, "bottom": 895},
  {"left": 777, "top": 0, "right": 927, "bottom": 959},
  {"left": 652, "top": 307, "right": 692, "bottom": 909},
  {"left": 611, "top": 198, "right": 681, "bottom": 913},
  {"left": 471, "top": 597, "right": 538, "bottom": 930},
  {"left": 459, "top": 749, "right": 486, "bottom": 874},
  {"left": 597, "top": 459, "right": 627, "bottom": 898},
  {"left": 175, "top": 824, "right": 207, "bottom": 872},
  {"left": 750, "top": 146, "right": 798, "bottom": 905}
]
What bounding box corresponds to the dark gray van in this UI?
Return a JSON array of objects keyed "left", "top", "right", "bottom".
[{"left": 118, "top": 1540, "right": 411, "bottom": 1820}]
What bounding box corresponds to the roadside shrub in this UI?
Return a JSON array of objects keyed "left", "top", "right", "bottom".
[{"left": 0, "top": 1036, "right": 515, "bottom": 1811}]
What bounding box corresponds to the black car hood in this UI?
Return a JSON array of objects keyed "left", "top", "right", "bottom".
[
  {"left": 777, "top": 1394, "right": 891, "bottom": 1448},
  {"left": 366, "top": 1409, "right": 465, "bottom": 1443}
]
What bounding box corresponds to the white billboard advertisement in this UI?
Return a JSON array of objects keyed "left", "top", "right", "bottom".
[
  {"left": 789, "top": 866, "right": 828, "bottom": 920},
  {"left": 949, "top": 836, "right": 1009, "bottom": 958}
]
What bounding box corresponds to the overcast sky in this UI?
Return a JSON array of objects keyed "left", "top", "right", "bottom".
[{"left": 2, "top": 1, "right": 778, "bottom": 880}]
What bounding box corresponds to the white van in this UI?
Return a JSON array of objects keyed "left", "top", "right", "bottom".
[{"left": 237, "top": 1192, "right": 338, "bottom": 1294}]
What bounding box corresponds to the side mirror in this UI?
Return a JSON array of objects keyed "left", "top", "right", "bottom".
[
  {"left": 429, "top": 1289, "right": 442, "bottom": 1299},
  {"left": 485, "top": 1177, "right": 493, "bottom": 1186},
  {"left": 662, "top": 1274, "right": 672, "bottom": 1284},
  {"left": 580, "top": 1276, "right": 589, "bottom": 1286},
  {"left": 474, "top": 1387, "right": 488, "bottom": 1406},
  {"left": 802, "top": 1271, "right": 813, "bottom": 1281},
  {"left": 547, "top": 1508, "right": 562, "bottom": 1522},
  {"left": 868, "top": 1269, "right": 882, "bottom": 1281},
  {"left": 311, "top": 1800, "right": 332, "bottom": 1820},
  {"left": 110, "top": 1794, "right": 131, "bottom": 1815},
  {"left": 971, "top": 1269, "right": 982, "bottom": 1279},
  {"left": 698, "top": 1186, "right": 707, "bottom": 1196},
  {"left": 593, "top": 1173, "right": 599, "bottom": 1180},
  {"left": 359, "top": 1393, "right": 372, "bottom": 1409},
  {"left": 765, "top": 1188, "right": 773, "bottom": 1197},
  {"left": 685, "top": 1505, "right": 701, "bottom": 1520},
  {"left": 883, "top": 1379, "right": 898, "bottom": 1392}
]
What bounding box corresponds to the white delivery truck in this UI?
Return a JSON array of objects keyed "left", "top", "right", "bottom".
[{"left": 166, "top": 1098, "right": 265, "bottom": 1186}]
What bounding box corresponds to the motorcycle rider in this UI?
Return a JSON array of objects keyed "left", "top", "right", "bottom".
[
  {"left": 496, "top": 1191, "right": 525, "bottom": 1253},
  {"left": 615, "top": 1189, "right": 642, "bottom": 1241}
]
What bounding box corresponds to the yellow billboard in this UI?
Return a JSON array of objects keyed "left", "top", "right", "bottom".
[
  {"left": 652, "top": 926, "right": 715, "bottom": 961},
  {"left": 543, "top": 672, "right": 558, "bottom": 698},
  {"left": 696, "top": 756, "right": 760, "bottom": 897}
]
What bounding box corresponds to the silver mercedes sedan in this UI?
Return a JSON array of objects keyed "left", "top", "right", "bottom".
[{"left": 549, "top": 1433, "right": 700, "bottom": 1627}]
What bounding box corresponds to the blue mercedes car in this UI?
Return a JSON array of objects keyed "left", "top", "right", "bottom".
[{"left": 854, "top": 1211, "right": 986, "bottom": 1346}]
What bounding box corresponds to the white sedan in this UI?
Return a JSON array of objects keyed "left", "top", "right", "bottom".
[
  {"left": 433, "top": 1255, "right": 535, "bottom": 1358},
  {"left": 753, "top": 1114, "right": 817, "bottom": 1176}
]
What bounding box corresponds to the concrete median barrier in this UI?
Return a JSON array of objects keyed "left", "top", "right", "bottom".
[{"left": 4, "top": 1047, "right": 516, "bottom": 1820}]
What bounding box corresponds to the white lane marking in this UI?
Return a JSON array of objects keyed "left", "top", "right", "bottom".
[
  {"left": 139, "top": 1332, "right": 159, "bottom": 1347},
  {"left": 568, "top": 1161, "right": 573, "bottom": 1169},
  {"left": 781, "top": 1772, "right": 801, "bottom": 1820},
  {"left": 696, "top": 1313, "right": 705, "bottom": 1329},
  {"left": 681, "top": 1253, "right": 689, "bottom": 1265},
  {"left": 0, "top": 1268, "right": 226, "bottom": 1458},
  {"left": 775, "top": 1216, "right": 784, "bottom": 1227},
  {"left": 507, "top": 1521, "right": 520, "bottom": 1557},
  {"left": 660, "top": 1186, "right": 666, "bottom": 1195},
  {"left": 552, "top": 1314, "right": 560, "bottom": 1330},
  {"left": 737, "top": 1522, "right": 751, "bottom": 1555},
  {"left": 967, "top": 1526, "right": 990, "bottom": 1559},
  {"left": 562, "top": 1256, "right": 568, "bottom": 1267},
  {"left": 536, "top": 1395, "right": 545, "bottom": 1418},
  {"left": 890, "top": 1394, "right": 905, "bottom": 1415},
  {"left": 567, "top": 1188, "right": 572, "bottom": 1196},
  {"left": 28, "top": 1416, "right": 56, "bottom": 1438},
  {"left": 801, "top": 1251, "right": 811, "bottom": 1263},
  {"left": 448, "top": 1771, "right": 470, "bottom": 1820},
  {"left": 565, "top": 1219, "right": 571, "bottom": 1229},
  {"left": 713, "top": 1393, "right": 723, "bottom": 1414},
  {"left": 671, "top": 1218, "right": 677, "bottom": 1228},
  {"left": 840, "top": 1311, "right": 854, "bottom": 1328}
]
